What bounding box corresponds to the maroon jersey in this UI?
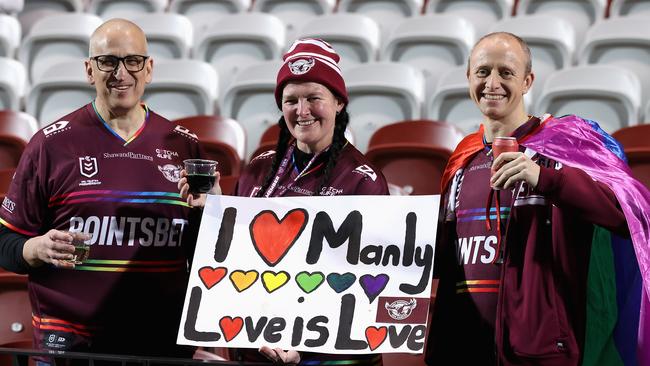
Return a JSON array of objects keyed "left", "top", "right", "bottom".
[
  {"left": 0, "top": 103, "right": 201, "bottom": 357},
  {"left": 234, "top": 141, "right": 387, "bottom": 365},
  {"left": 237, "top": 142, "right": 388, "bottom": 197}
]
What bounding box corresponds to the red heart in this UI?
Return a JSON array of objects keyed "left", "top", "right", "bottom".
[
  {"left": 365, "top": 326, "right": 387, "bottom": 351},
  {"left": 198, "top": 266, "right": 227, "bottom": 290},
  {"left": 219, "top": 316, "right": 243, "bottom": 342},
  {"left": 250, "top": 209, "right": 308, "bottom": 266}
]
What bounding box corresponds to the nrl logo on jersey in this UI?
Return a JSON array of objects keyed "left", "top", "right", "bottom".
[
  {"left": 353, "top": 165, "right": 377, "bottom": 181},
  {"left": 288, "top": 58, "right": 315, "bottom": 75},
  {"left": 174, "top": 125, "right": 198, "bottom": 140},
  {"left": 43, "top": 121, "right": 70, "bottom": 137},
  {"left": 79, "top": 156, "right": 98, "bottom": 178},
  {"left": 158, "top": 164, "right": 182, "bottom": 183}
]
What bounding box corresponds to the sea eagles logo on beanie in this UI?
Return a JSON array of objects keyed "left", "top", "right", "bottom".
[{"left": 288, "top": 58, "right": 315, "bottom": 75}]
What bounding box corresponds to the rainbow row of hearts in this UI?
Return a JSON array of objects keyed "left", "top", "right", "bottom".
[{"left": 199, "top": 267, "right": 390, "bottom": 301}]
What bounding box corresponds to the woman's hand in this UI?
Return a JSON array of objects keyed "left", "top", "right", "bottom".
[
  {"left": 259, "top": 346, "right": 300, "bottom": 365},
  {"left": 177, "top": 169, "right": 222, "bottom": 208}
]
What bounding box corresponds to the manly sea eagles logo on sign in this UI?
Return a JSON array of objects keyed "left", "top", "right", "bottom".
[
  {"left": 288, "top": 58, "right": 315, "bottom": 75},
  {"left": 79, "top": 156, "right": 98, "bottom": 178}
]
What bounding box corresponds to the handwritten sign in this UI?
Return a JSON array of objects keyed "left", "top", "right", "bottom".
[{"left": 178, "top": 195, "right": 439, "bottom": 354}]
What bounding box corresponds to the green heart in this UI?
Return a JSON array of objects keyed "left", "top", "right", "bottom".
[{"left": 295, "top": 271, "right": 325, "bottom": 294}]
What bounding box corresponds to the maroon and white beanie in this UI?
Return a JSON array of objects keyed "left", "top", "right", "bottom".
[{"left": 274, "top": 38, "right": 348, "bottom": 107}]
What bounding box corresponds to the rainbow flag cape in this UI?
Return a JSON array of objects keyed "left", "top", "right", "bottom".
[{"left": 440, "top": 115, "right": 650, "bottom": 366}]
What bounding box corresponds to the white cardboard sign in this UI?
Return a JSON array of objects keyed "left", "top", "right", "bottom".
[{"left": 178, "top": 195, "right": 439, "bottom": 354}]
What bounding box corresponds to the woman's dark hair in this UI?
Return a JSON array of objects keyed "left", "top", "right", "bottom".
[{"left": 255, "top": 106, "right": 350, "bottom": 197}]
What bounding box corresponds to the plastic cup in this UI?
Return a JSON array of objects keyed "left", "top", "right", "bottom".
[
  {"left": 63, "top": 232, "right": 91, "bottom": 265},
  {"left": 184, "top": 159, "right": 218, "bottom": 194}
]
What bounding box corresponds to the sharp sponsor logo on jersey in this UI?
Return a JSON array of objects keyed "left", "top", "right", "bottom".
[
  {"left": 79, "top": 156, "right": 98, "bottom": 178},
  {"left": 456, "top": 235, "right": 498, "bottom": 265},
  {"left": 173, "top": 125, "right": 198, "bottom": 140},
  {"left": 353, "top": 165, "right": 377, "bottom": 181},
  {"left": 156, "top": 148, "right": 179, "bottom": 160},
  {"left": 69, "top": 216, "right": 188, "bottom": 247},
  {"left": 158, "top": 164, "right": 182, "bottom": 183},
  {"left": 2, "top": 197, "right": 15, "bottom": 213},
  {"left": 43, "top": 121, "right": 70, "bottom": 137},
  {"left": 288, "top": 58, "right": 315, "bottom": 75}
]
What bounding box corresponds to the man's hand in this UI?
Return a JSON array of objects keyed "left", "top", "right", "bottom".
[
  {"left": 259, "top": 346, "right": 300, "bottom": 365},
  {"left": 491, "top": 151, "right": 540, "bottom": 190},
  {"left": 177, "top": 169, "right": 222, "bottom": 208},
  {"left": 23, "top": 230, "right": 78, "bottom": 269}
]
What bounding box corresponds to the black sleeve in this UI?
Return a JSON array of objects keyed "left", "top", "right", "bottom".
[{"left": 0, "top": 225, "right": 32, "bottom": 274}]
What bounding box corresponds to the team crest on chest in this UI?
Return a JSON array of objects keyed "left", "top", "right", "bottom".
[
  {"left": 79, "top": 156, "right": 98, "bottom": 178},
  {"left": 288, "top": 58, "right": 315, "bottom": 75},
  {"left": 158, "top": 164, "right": 182, "bottom": 183}
]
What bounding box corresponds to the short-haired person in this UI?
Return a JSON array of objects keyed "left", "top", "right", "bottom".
[
  {"left": 179, "top": 38, "right": 388, "bottom": 365},
  {"left": 0, "top": 19, "right": 202, "bottom": 361},
  {"left": 426, "top": 32, "right": 650, "bottom": 365}
]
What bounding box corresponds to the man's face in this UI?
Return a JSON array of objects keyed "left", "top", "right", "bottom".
[
  {"left": 85, "top": 29, "right": 152, "bottom": 115},
  {"left": 467, "top": 36, "right": 533, "bottom": 123}
]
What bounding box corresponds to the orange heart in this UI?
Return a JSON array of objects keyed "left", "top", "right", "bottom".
[
  {"left": 229, "top": 270, "right": 259, "bottom": 292},
  {"left": 219, "top": 316, "right": 243, "bottom": 342},
  {"left": 198, "top": 266, "right": 227, "bottom": 290},
  {"left": 250, "top": 209, "right": 308, "bottom": 266},
  {"left": 365, "top": 326, "right": 387, "bottom": 351}
]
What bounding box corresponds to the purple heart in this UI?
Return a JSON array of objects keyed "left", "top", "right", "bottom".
[{"left": 359, "top": 274, "right": 389, "bottom": 304}]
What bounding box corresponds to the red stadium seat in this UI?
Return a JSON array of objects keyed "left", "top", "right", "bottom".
[
  {"left": 365, "top": 120, "right": 465, "bottom": 195},
  {"left": 219, "top": 175, "right": 239, "bottom": 196},
  {"left": 0, "top": 273, "right": 33, "bottom": 346},
  {"left": 0, "top": 111, "right": 38, "bottom": 169},
  {"left": 612, "top": 124, "right": 650, "bottom": 188},
  {"left": 250, "top": 124, "right": 280, "bottom": 161},
  {"left": 174, "top": 115, "right": 246, "bottom": 176}
]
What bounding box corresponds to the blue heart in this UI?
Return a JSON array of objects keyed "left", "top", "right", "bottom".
[
  {"left": 326, "top": 272, "right": 357, "bottom": 293},
  {"left": 359, "top": 274, "right": 389, "bottom": 304}
]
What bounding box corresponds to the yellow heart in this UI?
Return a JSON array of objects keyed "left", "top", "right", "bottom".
[
  {"left": 229, "top": 270, "right": 259, "bottom": 292},
  {"left": 261, "top": 271, "right": 290, "bottom": 293}
]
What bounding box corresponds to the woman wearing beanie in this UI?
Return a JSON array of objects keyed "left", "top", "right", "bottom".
[{"left": 179, "top": 38, "right": 387, "bottom": 365}]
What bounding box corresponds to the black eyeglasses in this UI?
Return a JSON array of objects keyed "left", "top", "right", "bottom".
[{"left": 91, "top": 55, "right": 149, "bottom": 72}]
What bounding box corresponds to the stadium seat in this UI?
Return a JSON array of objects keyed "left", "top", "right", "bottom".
[
  {"left": 131, "top": 14, "right": 193, "bottom": 60},
  {"left": 143, "top": 59, "right": 218, "bottom": 121},
  {"left": 426, "top": 65, "right": 483, "bottom": 133},
  {"left": 173, "top": 115, "right": 245, "bottom": 175},
  {"left": 0, "top": 273, "right": 32, "bottom": 346},
  {"left": 18, "top": 13, "right": 102, "bottom": 84},
  {"left": 489, "top": 14, "right": 575, "bottom": 104},
  {"left": 337, "top": 0, "right": 424, "bottom": 41},
  {"left": 252, "top": 0, "right": 336, "bottom": 46},
  {"left": 535, "top": 65, "right": 642, "bottom": 133},
  {"left": 0, "top": 58, "right": 27, "bottom": 111},
  {"left": 365, "top": 119, "right": 464, "bottom": 195},
  {"left": 219, "top": 174, "right": 239, "bottom": 195},
  {"left": 0, "top": 0, "right": 23, "bottom": 14},
  {"left": 0, "top": 168, "right": 15, "bottom": 199},
  {"left": 646, "top": 100, "right": 650, "bottom": 122},
  {"left": 221, "top": 60, "right": 283, "bottom": 158},
  {"left": 0, "top": 110, "right": 37, "bottom": 169},
  {"left": 168, "top": 0, "right": 252, "bottom": 38},
  {"left": 193, "top": 13, "right": 285, "bottom": 97},
  {"left": 296, "top": 13, "right": 380, "bottom": 68},
  {"left": 343, "top": 62, "right": 425, "bottom": 152},
  {"left": 0, "top": 14, "right": 20, "bottom": 58},
  {"left": 608, "top": 0, "right": 650, "bottom": 18},
  {"left": 516, "top": 0, "right": 607, "bottom": 56},
  {"left": 381, "top": 14, "right": 475, "bottom": 79},
  {"left": 612, "top": 124, "right": 650, "bottom": 188},
  {"left": 578, "top": 17, "right": 650, "bottom": 107},
  {"left": 425, "top": 0, "right": 513, "bottom": 37},
  {"left": 26, "top": 59, "right": 95, "bottom": 127},
  {"left": 87, "top": 0, "right": 167, "bottom": 19}
]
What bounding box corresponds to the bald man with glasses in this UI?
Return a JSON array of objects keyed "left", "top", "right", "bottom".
[{"left": 0, "top": 19, "right": 202, "bottom": 362}]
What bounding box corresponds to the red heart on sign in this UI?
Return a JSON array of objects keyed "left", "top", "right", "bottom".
[
  {"left": 365, "top": 326, "right": 387, "bottom": 351},
  {"left": 219, "top": 316, "right": 243, "bottom": 342},
  {"left": 250, "top": 209, "right": 308, "bottom": 266},
  {"left": 198, "top": 266, "right": 227, "bottom": 290}
]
